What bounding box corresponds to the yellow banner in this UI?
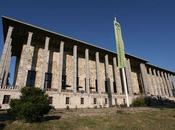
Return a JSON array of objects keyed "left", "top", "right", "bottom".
[{"left": 114, "top": 19, "right": 126, "bottom": 68}]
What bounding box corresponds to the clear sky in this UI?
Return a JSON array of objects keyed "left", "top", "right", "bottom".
[{"left": 0, "top": 0, "right": 175, "bottom": 83}]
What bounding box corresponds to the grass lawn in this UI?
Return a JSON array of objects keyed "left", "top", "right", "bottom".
[{"left": 0, "top": 107, "right": 175, "bottom": 130}]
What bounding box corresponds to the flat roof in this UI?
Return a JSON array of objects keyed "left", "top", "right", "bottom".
[{"left": 1, "top": 16, "right": 175, "bottom": 74}]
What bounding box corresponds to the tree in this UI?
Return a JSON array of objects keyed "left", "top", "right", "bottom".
[{"left": 9, "top": 87, "right": 52, "bottom": 122}]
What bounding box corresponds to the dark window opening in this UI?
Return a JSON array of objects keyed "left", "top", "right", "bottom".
[
  {"left": 62, "top": 75, "right": 66, "bottom": 90},
  {"left": 77, "top": 77, "right": 79, "bottom": 91},
  {"left": 44, "top": 72, "right": 52, "bottom": 89},
  {"left": 81, "top": 98, "right": 84, "bottom": 104},
  {"left": 113, "top": 82, "right": 117, "bottom": 93},
  {"left": 115, "top": 98, "right": 117, "bottom": 105},
  {"left": 48, "top": 96, "right": 53, "bottom": 104},
  {"left": 105, "top": 98, "right": 108, "bottom": 104},
  {"left": 2, "top": 95, "right": 10, "bottom": 104},
  {"left": 95, "top": 79, "right": 98, "bottom": 92},
  {"left": 105, "top": 81, "right": 108, "bottom": 93},
  {"left": 66, "top": 97, "right": 70, "bottom": 104},
  {"left": 94, "top": 98, "right": 97, "bottom": 104},
  {"left": 26, "top": 70, "right": 36, "bottom": 87}
]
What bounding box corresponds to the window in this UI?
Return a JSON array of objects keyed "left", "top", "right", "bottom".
[
  {"left": 123, "top": 99, "right": 126, "bottom": 104},
  {"left": 113, "top": 82, "right": 117, "bottom": 93},
  {"left": 105, "top": 98, "right": 108, "bottom": 104},
  {"left": 95, "top": 79, "right": 98, "bottom": 92},
  {"left": 77, "top": 77, "right": 79, "bottom": 91},
  {"left": 62, "top": 75, "right": 66, "bottom": 90},
  {"left": 81, "top": 98, "right": 84, "bottom": 104},
  {"left": 115, "top": 98, "right": 117, "bottom": 105},
  {"left": 105, "top": 81, "right": 108, "bottom": 93},
  {"left": 44, "top": 72, "right": 52, "bottom": 89},
  {"left": 94, "top": 98, "right": 97, "bottom": 104},
  {"left": 2, "top": 95, "right": 10, "bottom": 104},
  {"left": 66, "top": 97, "right": 70, "bottom": 104},
  {"left": 48, "top": 97, "right": 53, "bottom": 104},
  {"left": 26, "top": 70, "right": 36, "bottom": 86}
]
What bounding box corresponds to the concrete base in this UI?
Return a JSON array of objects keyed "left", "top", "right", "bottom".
[{"left": 0, "top": 89, "right": 135, "bottom": 109}]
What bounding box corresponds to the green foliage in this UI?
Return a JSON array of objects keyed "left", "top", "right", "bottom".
[
  {"left": 131, "top": 96, "right": 147, "bottom": 107},
  {"left": 9, "top": 87, "right": 52, "bottom": 122}
]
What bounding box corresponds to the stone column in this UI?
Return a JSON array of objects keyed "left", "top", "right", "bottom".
[
  {"left": 148, "top": 68, "right": 155, "bottom": 95},
  {"left": 164, "top": 73, "right": 173, "bottom": 97},
  {"left": 41, "top": 37, "right": 50, "bottom": 90},
  {"left": 105, "top": 55, "right": 111, "bottom": 92},
  {"left": 15, "top": 32, "right": 33, "bottom": 87},
  {"left": 95, "top": 52, "right": 100, "bottom": 93},
  {"left": 125, "top": 59, "right": 133, "bottom": 95},
  {"left": 105, "top": 54, "right": 112, "bottom": 106},
  {"left": 73, "top": 45, "right": 77, "bottom": 93},
  {"left": 155, "top": 70, "right": 162, "bottom": 96},
  {"left": 170, "top": 74, "right": 175, "bottom": 96},
  {"left": 157, "top": 70, "right": 165, "bottom": 96},
  {"left": 161, "top": 71, "right": 169, "bottom": 96},
  {"left": 0, "top": 26, "right": 13, "bottom": 86},
  {"left": 168, "top": 73, "right": 174, "bottom": 97},
  {"left": 113, "top": 57, "right": 122, "bottom": 94},
  {"left": 140, "top": 63, "right": 150, "bottom": 95},
  {"left": 58, "top": 41, "right": 64, "bottom": 92},
  {"left": 85, "top": 49, "right": 90, "bottom": 94},
  {"left": 2, "top": 39, "right": 12, "bottom": 88},
  {"left": 153, "top": 69, "right": 160, "bottom": 96}
]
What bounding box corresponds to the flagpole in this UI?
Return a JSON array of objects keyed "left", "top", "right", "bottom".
[
  {"left": 114, "top": 17, "right": 130, "bottom": 107},
  {"left": 121, "top": 67, "right": 130, "bottom": 107}
]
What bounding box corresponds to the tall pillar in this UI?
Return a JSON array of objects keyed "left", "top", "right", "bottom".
[
  {"left": 0, "top": 26, "right": 13, "bottom": 86},
  {"left": 161, "top": 71, "right": 169, "bottom": 96},
  {"left": 15, "top": 32, "right": 33, "bottom": 87},
  {"left": 41, "top": 37, "right": 50, "bottom": 90},
  {"left": 148, "top": 68, "right": 155, "bottom": 95},
  {"left": 95, "top": 52, "right": 100, "bottom": 93},
  {"left": 2, "top": 39, "right": 12, "bottom": 88},
  {"left": 153, "top": 69, "right": 160, "bottom": 95},
  {"left": 125, "top": 59, "right": 133, "bottom": 95},
  {"left": 164, "top": 73, "right": 173, "bottom": 97},
  {"left": 105, "top": 54, "right": 112, "bottom": 106},
  {"left": 157, "top": 70, "right": 165, "bottom": 96},
  {"left": 85, "top": 49, "right": 90, "bottom": 94},
  {"left": 58, "top": 41, "right": 64, "bottom": 92},
  {"left": 168, "top": 73, "right": 174, "bottom": 97},
  {"left": 113, "top": 57, "right": 122, "bottom": 94},
  {"left": 140, "top": 63, "right": 150, "bottom": 95},
  {"left": 170, "top": 74, "right": 175, "bottom": 96},
  {"left": 73, "top": 45, "right": 77, "bottom": 93}
]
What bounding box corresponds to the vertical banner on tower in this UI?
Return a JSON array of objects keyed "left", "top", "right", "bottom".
[{"left": 113, "top": 19, "right": 126, "bottom": 68}]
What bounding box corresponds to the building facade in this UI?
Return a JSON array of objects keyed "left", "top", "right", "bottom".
[{"left": 0, "top": 16, "right": 175, "bottom": 109}]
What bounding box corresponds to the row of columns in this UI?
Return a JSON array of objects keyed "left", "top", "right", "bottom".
[
  {"left": 1, "top": 26, "right": 174, "bottom": 98},
  {"left": 0, "top": 26, "right": 135, "bottom": 96},
  {"left": 140, "top": 63, "right": 175, "bottom": 97}
]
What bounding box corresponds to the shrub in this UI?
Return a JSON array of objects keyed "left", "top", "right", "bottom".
[
  {"left": 9, "top": 87, "right": 52, "bottom": 122},
  {"left": 131, "top": 96, "right": 147, "bottom": 107}
]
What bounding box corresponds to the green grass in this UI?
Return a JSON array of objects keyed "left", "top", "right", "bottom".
[{"left": 1, "top": 107, "right": 175, "bottom": 130}]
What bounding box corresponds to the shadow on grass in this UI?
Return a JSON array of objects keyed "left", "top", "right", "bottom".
[
  {"left": 0, "top": 111, "right": 15, "bottom": 122},
  {"left": 41, "top": 115, "right": 61, "bottom": 122},
  {"left": 0, "top": 123, "right": 6, "bottom": 130}
]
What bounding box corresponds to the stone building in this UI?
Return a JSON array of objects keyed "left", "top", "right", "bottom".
[{"left": 0, "top": 16, "right": 175, "bottom": 109}]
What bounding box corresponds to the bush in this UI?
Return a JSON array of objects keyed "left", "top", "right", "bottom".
[
  {"left": 131, "top": 96, "right": 147, "bottom": 107},
  {"left": 9, "top": 87, "right": 52, "bottom": 122}
]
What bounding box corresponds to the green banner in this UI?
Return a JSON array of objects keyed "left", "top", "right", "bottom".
[{"left": 114, "top": 19, "right": 126, "bottom": 68}]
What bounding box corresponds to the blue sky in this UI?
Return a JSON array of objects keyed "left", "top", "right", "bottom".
[{"left": 0, "top": 0, "right": 175, "bottom": 83}]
